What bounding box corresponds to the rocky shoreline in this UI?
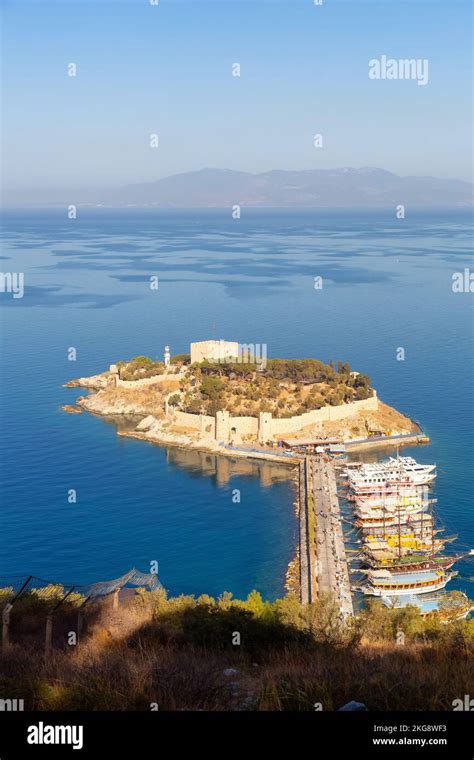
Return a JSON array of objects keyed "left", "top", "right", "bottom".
[{"left": 64, "top": 366, "right": 421, "bottom": 464}]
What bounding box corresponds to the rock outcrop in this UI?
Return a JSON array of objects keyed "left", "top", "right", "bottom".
[
  {"left": 64, "top": 372, "right": 110, "bottom": 390},
  {"left": 136, "top": 415, "right": 158, "bottom": 431}
]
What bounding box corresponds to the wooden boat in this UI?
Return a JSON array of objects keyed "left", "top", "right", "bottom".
[
  {"left": 358, "top": 568, "right": 455, "bottom": 597},
  {"left": 362, "top": 551, "right": 465, "bottom": 573}
]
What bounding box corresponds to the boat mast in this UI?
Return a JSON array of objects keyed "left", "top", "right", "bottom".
[
  {"left": 397, "top": 491, "right": 401, "bottom": 559},
  {"left": 430, "top": 495, "right": 434, "bottom": 555}
]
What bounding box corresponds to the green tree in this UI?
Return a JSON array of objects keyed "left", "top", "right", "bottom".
[
  {"left": 244, "top": 590, "right": 265, "bottom": 617},
  {"left": 200, "top": 376, "right": 224, "bottom": 400},
  {"left": 171, "top": 353, "right": 190, "bottom": 364}
]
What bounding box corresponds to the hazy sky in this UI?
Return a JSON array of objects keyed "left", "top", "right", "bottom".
[{"left": 1, "top": 0, "right": 472, "bottom": 190}]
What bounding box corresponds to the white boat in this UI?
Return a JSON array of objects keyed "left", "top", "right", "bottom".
[
  {"left": 354, "top": 505, "right": 428, "bottom": 529},
  {"left": 349, "top": 471, "right": 435, "bottom": 489},
  {"left": 354, "top": 489, "right": 431, "bottom": 509},
  {"left": 359, "top": 568, "right": 455, "bottom": 597},
  {"left": 354, "top": 499, "right": 429, "bottom": 516},
  {"left": 387, "top": 456, "right": 436, "bottom": 476},
  {"left": 346, "top": 456, "right": 436, "bottom": 488}
]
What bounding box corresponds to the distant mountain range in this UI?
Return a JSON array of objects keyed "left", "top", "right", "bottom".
[{"left": 4, "top": 167, "right": 473, "bottom": 208}]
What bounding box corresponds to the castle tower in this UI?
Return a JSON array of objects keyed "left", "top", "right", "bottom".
[
  {"left": 215, "top": 410, "right": 230, "bottom": 444},
  {"left": 164, "top": 345, "right": 171, "bottom": 367},
  {"left": 258, "top": 412, "right": 273, "bottom": 444}
]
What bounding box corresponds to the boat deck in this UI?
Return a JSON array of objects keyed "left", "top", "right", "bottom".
[{"left": 372, "top": 570, "right": 440, "bottom": 586}]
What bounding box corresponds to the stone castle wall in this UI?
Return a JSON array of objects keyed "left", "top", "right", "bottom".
[
  {"left": 173, "top": 410, "right": 216, "bottom": 437},
  {"left": 169, "top": 394, "right": 378, "bottom": 444},
  {"left": 114, "top": 372, "right": 182, "bottom": 389},
  {"left": 269, "top": 395, "right": 378, "bottom": 437}
]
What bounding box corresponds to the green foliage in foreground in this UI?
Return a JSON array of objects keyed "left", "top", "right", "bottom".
[
  {"left": 0, "top": 584, "right": 85, "bottom": 613},
  {"left": 131, "top": 589, "right": 474, "bottom": 651},
  {"left": 1, "top": 584, "right": 472, "bottom": 653}
]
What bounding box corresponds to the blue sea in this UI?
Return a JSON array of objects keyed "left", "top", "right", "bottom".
[{"left": 0, "top": 209, "right": 473, "bottom": 600}]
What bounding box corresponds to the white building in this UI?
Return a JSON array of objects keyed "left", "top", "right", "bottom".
[{"left": 190, "top": 340, "right": 239, "bottom": 365}]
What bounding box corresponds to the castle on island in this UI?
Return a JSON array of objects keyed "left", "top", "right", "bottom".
[
  {"left": 169, "top": 340, "right": 376, "bottom": 445},
  {"left": 110, "top": 339, "right": 378, "bottom": 446}
]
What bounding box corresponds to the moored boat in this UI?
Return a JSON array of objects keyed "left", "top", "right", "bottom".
[
  {"left": 360, "top": 518, "right": 437, "bottom": 538},
  {"left": 382, "top": 591, "right": 473, "bottom": 620},
  {"left": 353, "top": 503, "right": 429, "bottom": 528},
  {"left": 346, "top": 456, "right": 436, "bottom": 490},
  {"left": 354, "top": 491, "right": 432, "bottom": 509},
  {"left": 358, "top": 568, "right": 455, "bottom": 596},
  {"left": 364, "top": 534, "right": 450, "bottom": 559},
  {"left": 362, "top": 551, "right": 466, "bottom": 573}
]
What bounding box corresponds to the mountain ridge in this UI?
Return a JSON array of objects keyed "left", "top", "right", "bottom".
[{"left": 3, "top": 167, "right": 472, "bottom": 208}]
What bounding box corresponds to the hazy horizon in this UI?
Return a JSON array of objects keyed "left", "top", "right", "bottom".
[
  {"left": 2, "top": 165, "right": 471, "bottom": 209},
  {"left": 1, "top": 0, "right": 473, "bottom": 196},
  {"left": 4, "top": 164, "right": 473, "bottom": 193}
]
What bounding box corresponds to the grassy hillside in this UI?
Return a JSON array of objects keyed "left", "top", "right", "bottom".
[
  {"left": 179, "top": 359, "right": 373, "bottom": 418},
  {"left": 1, "top": 587, "right": 472, "bottom": 711}
]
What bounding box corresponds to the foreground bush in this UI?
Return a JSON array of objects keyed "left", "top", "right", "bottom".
[{"left": 0, "top": 588, "right": 472, "bottom": 710}]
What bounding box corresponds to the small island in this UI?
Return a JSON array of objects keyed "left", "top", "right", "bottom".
[{"left": 65, "top": 340, "right": 425, "bottom": 459}]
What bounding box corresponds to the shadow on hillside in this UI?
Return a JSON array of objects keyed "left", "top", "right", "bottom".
[{"left": 0, "top": 591, "right": 473, "bottom": 711}]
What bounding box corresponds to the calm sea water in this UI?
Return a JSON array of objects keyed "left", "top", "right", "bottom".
[{"left": 0, "top": 209, "right": 473, "bottom": 599}]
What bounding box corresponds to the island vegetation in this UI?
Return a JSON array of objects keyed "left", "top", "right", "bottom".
[{"left": 117, "top": 354, "right": 373, "bottom": 418}]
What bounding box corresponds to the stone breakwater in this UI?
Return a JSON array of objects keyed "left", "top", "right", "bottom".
[{"left": 118, "top": 415, "right": 299, "bottom": 466}]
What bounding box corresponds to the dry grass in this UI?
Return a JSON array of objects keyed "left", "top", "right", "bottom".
[
  {"left": 1, "top": 634, "right": 471, "bottom": 712},
  {"left": 81, "top": 384, "right": 166, "bottom": 416},
  {"left": 1, "top": 591, "right": 472, "bottom": 711}
]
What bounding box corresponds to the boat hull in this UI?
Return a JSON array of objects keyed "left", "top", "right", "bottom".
[{"left": 362, "top": 578, "right": 450, "bottom": 596}]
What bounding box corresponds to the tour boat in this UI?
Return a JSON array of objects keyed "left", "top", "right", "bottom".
[
  {"left": 359, "top": 568, "right": 455, "bottom": 597},
  {"left": 354, "top": 507, "right": 429, "bottom": 529},
  {"left": 354, "top": 500, "right": 429, "bottom": 521},
  {"left": 346, "top": 456, "right": 436, "bottom": 489},
  {"left": 364, "top": 534, "right": 450, "bottom": 559},
  {"left": 362, "top": 551, "right": 464, "bottom": 574},
  {"left": 354, "top": 490, "right": 431, "bottom": 509},
  {"left": 348, "top": 473, "right": 435, "bottom": 491},
  {"left": 382, "top": 591, "right": 472, "bottom": 619},
  {"left": 361, "top": 515, "right": 435, "bottom": 537}
]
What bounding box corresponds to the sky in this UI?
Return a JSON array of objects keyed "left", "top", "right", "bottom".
[{"left": 1, "top": 0, "right": 473, "bottom": 191}]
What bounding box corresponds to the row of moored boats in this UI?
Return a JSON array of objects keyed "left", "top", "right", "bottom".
[{"left": 342, "top": 455, "right": 473, "bottom": 619}]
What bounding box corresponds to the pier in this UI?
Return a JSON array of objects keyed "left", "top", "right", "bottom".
[
  {"left": 298, "top": 459, "right": 316, "bottom": 604},
  {"left": 300, "top": 456, "right": 353, "bottom": 618}
]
